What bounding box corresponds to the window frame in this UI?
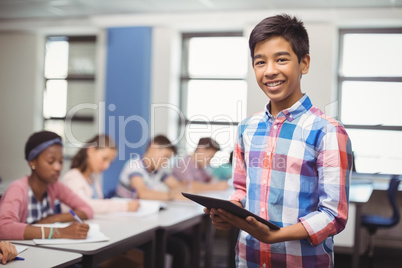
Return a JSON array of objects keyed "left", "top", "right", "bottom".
[
  {"left": 338, "top": 28, "right": 402, "bottom": 175},
  {"left": 179, "top": 32, "right": 247, "bottom": 156},
  {"left": 338, "top": 28, "right": 402, "bottom": 132},
  {"left": 44, "top": 35, "right": 97, "bottom": 123},
  {"left": 43, "top": 35, "right": 97, "bottom": 158}
]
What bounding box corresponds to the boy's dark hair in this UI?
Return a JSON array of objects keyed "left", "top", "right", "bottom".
[
  {"left": 196, "top": 137, "right": 220, "bottom": 151},
  {"left": 249, "top": 14, "right": 309, "bottom": 63},
  {"left": 148, "top": 135, "right": 177, "bottom": 155}
]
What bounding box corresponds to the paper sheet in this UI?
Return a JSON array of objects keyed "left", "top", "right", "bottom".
[
  {"left": 15, "top": 245, "right": 27, "bottom": 254},
  {"left": 107, "top": 199, "right": 166, "bottom": 217},
  {"left": 32, "top": 223, "right": 109, "bottom": 245}
]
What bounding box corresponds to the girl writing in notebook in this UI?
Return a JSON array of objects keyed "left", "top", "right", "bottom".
[
  {"left": 0, "top": 131, "right": 93, "bottom": 240},
  {"left": 0, "top": 241, "right": 17, "bottom": 264},
  {"left": 61, "top": 134, "right": 140, "bottom": 213}
]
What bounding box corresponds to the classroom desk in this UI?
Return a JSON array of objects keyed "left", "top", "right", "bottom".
[
  {"left": 335, "top": 182, "right": 374, "bottom": 268},
  {"left": 8, "top": 191, "right": 230, "bottom": 268},
  {"left": 10, "top": 217, "right": 158, "bottom": 268},
  {"left": 350, "top": 182, "right": 374, "bottom": 268},
  {"left": 7, "top": 246, "right": 82, "bottom": 268},
  {"left": 175, "top": 189, "right": 235, "bottom": 268},
  {"left": 155, "top": 200, "right": 208, "bottom": 268}
]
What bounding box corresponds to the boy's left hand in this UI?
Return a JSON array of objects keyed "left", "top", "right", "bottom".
[{"left": 213, "top": 208, "right": 278, "bottom": 244}]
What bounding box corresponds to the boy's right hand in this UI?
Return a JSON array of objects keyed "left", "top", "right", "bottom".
[
  {"left": 55, "top": 222, "right": 89, "bottom": 239},
  {"left": 204, "top": 207, "right": 234, "bottom": 231}
]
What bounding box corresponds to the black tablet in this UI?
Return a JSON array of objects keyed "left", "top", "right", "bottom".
[{"left": 182, "top": 192, "right": 280, "bottom": 230}]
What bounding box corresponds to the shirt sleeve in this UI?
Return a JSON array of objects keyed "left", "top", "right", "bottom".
[
  {"left": 299, "top": 122, "right": 352, "bottom": 246},
  {"left": 0, "top": 184, "right": 28, "bottom": 240},
  {"left": 62, "top": 171, "right": 128, "bottom": 214},
  {"left": 54, "top": 182, "right": 94, "bottom": 219},
  {"left": 229, "top": 124, "right": 248, "bottom": 207}
]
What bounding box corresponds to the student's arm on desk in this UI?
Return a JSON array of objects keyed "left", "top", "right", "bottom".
[
  {"left": 0, "top": 241, "right": 17, "bottom": 264},
  {"left": 23, "top": 222, "right": 89, "bottom": 240},
  {"left": 188, "top": 180, "right": 228, "bottom": 192},
  {"left": 164, "top": 175, "right": 188, "bottom": 200},
  {"left": 35, "top": 210, "right": 88, "bottom": 224},
  {"left": 130, "top": 175, "right": 180, "bottom": 201},
  {"left": 206, "top": 202, "right": 309, "bottom": 244}
]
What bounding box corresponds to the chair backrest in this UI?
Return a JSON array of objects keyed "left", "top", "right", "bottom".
[{"left": 388, "top": 175, "right": 401, "bottom": 227}]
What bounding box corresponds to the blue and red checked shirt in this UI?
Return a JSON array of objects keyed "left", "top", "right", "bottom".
[{"left": 230, "top": 94, "right": 353, "bottom": 268}]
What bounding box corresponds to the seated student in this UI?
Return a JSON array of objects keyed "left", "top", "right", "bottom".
[
  {"left": 172, "top": 137, "right": 228, "bottom": 192},
  {"left": 209, "top": 151, "right": 233, "bottom": 181},
  {"left": 0, "top": 131, "right": 93, "bottom": 240},
  {"left": 61, "top": 134, "right": 140, "bottom": 213},
  {"left": 116, "top": 135, "right": 190, "bottom": 268},
  {"left": 0, "top": 241, "right": 17, "bottom": 264},
  {"left": 116, "top": 135, "right": 184, "bottom": 201}
]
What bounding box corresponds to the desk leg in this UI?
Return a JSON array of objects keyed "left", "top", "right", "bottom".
[
  {"left": 141, "top": 239, "right": 155, "bottom": 268},
  {"left": 203, "top": 215, "right": 215, "bottom": 268},
  {"left": 81, "top": 255, "right": 96, "bottom": 268},
  {"left": 156, "top": 229, "right": 167, "bottom": 268},
  {"left": 229, "top": 228, "right": 239, "bottom": 268},
  {"left": 352, "top": 203, "right": 363, "bottom": 268},
  {"left": 191, "top": 223, "right": 201, "bottom": 268}
]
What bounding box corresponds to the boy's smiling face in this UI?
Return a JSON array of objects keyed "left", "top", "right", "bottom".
[{"left": 253, "top": 36, "right": 310, "bottom": 115}]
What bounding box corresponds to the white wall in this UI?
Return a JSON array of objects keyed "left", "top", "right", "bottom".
[
  {"left": 303, "top": 23, "right": 338, "bottom": 115},
  {"left": 150, "top": 27, "right": 181, "bottom": 142},
  {"left": 0, "top": 32, "right": 44, "bottom": 182}
]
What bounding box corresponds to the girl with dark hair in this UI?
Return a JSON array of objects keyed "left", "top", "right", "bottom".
[
  {"left": 62, "top": 134, "right": 140, "bottom": 213},
  {"left": 0, "top": 131, "right": 93, "bottom": 240}
]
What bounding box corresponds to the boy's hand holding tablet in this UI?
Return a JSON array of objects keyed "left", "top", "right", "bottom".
[
  {"left": 182, "top": 192, "right": 281, "bottom": 243},
  {"left": 205, "top": 200, "right": 243, "bottom": 231}
]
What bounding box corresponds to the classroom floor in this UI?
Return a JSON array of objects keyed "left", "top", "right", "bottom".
[{"left": 211, "top": 233, "right": 402, "bottom": 268}]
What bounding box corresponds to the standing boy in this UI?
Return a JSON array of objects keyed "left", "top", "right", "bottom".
[{"left": 206, "top": 14, "right": 353, "bottom": 267}]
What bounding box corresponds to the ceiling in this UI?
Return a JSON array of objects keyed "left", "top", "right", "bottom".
[{"left": 1, "top": 0, "right": 402, "bottom": 21}]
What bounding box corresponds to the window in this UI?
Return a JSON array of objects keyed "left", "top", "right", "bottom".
[
  {"left": 179, "top": 33, "right": 248, "bottom": 165},
  {"left": 43, "top": 36, "right": 97, "bottom": 157},
  {"left": 339, "top": 29, "right": 402, "bottom": 174}
]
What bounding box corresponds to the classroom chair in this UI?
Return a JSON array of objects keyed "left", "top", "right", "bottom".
[{"left": 361, "top": 175, "right": 401, "bottom": 268}]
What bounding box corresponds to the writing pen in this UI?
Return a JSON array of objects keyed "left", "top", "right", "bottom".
[
  {"left": 13, "top": 257, "right": 25, "bottom": 261},
  {"left": 69, "top": 209, "right": 83, "bottom": 223}
]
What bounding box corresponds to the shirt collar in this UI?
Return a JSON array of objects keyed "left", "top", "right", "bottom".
[{"left": 264, "top": 94, "right": 312, "bottom": 122}]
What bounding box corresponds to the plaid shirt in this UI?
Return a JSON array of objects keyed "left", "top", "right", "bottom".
[
  {"left": 230, "top": 95, "right": 352, "bottom": 268},
  {"left": 26, "top": 188, "right": 53, "bottom": 224}
]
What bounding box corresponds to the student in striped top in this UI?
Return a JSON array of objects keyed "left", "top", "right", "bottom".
[
  {"left": 205, "top": 14, "right": 353, "bottom": 268},
  {"left": 116, "top": 135, "right": 185, "bottom": 201}
]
